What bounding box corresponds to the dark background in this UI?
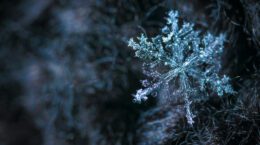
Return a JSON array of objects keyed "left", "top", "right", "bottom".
[{"left": 0, "top": 0, "right": 259, "bottom": 145}]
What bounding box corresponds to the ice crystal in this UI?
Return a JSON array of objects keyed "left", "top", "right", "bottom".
[{"left": 128, "top": 10, "right": 234, "bottom": 125}]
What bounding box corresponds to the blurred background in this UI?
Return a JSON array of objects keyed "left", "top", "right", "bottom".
[{"left": 0, "top": 0, "right": 259, "bottom": 145}]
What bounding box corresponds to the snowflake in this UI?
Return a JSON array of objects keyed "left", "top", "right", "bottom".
[{"left": 128, "top": 10, "right": 234, "bottom": 125}]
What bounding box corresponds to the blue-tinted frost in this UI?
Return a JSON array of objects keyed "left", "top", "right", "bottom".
[{"left": 128, "top": 10, "right": 234, "bottom": 125}]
